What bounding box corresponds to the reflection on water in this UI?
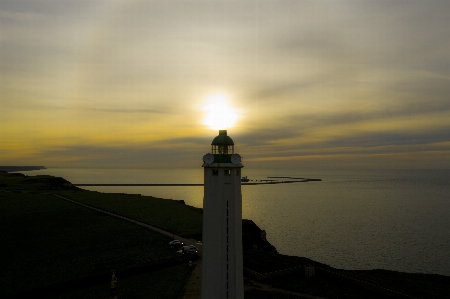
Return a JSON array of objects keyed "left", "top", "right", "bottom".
[{"left": 27, "top": 167, "right": 450, "bottom": 275}]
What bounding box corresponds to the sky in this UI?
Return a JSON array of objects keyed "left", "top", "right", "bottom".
[{"left": 1, "top": 0, "right": 449, "bottom": 170}]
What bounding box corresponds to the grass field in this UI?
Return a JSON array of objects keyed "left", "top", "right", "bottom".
[
  {"left": 53, "top": 265, "right": 192, "bottom": 299},
  {"left": 0, "top": 172, "right": 191, "bottom": 298},
  {"left": 244, "top": 289, "right": 312, "bottom": 299},
  {"left": 56, "top": 189, "right": 203, "bottom": 240}
]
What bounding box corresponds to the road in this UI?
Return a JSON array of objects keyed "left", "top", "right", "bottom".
[
  {"left": 52, "top": 193, "right": 330, "bottom": 299},
  {"left": 51, "top": 194, "right": 202, "bottom": 253}
]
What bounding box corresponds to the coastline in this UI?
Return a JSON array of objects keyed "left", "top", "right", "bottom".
[
  {"left": 0, "top": 166, "right": 46, "bottom": 172},
  {"left": 1, "top": 171, "right": 449, "bottom": 298}
]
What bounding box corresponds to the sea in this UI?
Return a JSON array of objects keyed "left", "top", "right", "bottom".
[{"left": 21, "top": 167, "right": 450, "bottom": 276}]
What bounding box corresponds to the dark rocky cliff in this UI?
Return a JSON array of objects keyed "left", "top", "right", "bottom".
[{"left": 242, "top": 219, "right": 277, "bottom": 252}]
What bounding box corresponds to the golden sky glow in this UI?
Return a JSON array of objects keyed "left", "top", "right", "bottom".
[
  {"left": 1, "top": 0, "right": 450, "bottom": 169},
  {"left": 201, "top": 94, "right": 239, "bottom": 130}
]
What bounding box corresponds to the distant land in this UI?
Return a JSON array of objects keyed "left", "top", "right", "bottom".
[{"left": 0, "top": 166, "right": 46, "bottom": 172}]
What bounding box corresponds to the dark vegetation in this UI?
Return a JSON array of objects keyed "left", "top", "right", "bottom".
[
  {"left": 57, "top": 189, "right": 204, "bottom": 241},
  {"left": 244, "top": 289, "right": 312, "bottom": 299},
  {"left": 49, "top": 265, "right": 192, "bottom": 299},
  {"left": 1, "top": 171, "right": 449, "bottom": 299},
  {"left": 0, "top": 172, "right": 190, "bottom": 298},
  {"left": 242, "top": 219, "right": 277, "bottom": 252}
]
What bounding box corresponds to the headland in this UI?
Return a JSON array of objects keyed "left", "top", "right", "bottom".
[
  {"left": 0, "top": 171, "right": 448, "bottom": 299},
  {"left": 0, "top": 165, "right": 46, "bottom": 172}
]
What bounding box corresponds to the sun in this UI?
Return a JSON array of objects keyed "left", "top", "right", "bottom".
[{"left": 201, "top": 94, "right": 239, "bottom": 130}]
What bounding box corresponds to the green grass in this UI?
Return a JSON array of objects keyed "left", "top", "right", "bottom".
[
  {"left": 0, "top": 189, "right": 180, "bottom": 297},
  {"left": 244, "top": 289, "right": 312, "bottom": 299},
  {"left": 0, "top": 171, "right": 203, "bottom": 238},
  {"left": 0, "top": 171, "right": 75, "bottom": 191},
  {"left": 56, "top": 189, "right": 203, "bottom": 239},
  {"left": 52, "top": 265, "right": 192, "bottom": 299}
]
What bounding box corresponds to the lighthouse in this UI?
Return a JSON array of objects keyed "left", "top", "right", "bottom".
[{"left": 201, "top": 130, "right": 244, "bottom": 299}]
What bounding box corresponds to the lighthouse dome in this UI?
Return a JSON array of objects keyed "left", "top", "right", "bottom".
[
  {"left": 211, "top": 130, "right": 234, "bottom": 145},
  {"left": 210, "top": 130, "right": 235, "bottom": 158}
]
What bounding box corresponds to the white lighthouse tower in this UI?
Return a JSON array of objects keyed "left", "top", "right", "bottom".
[{"left": 201, "top": 130, "right": 244, "bottom": 299}]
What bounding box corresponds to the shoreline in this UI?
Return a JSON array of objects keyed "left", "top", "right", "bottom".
[{"left": 1, "top": 171, "right": 449, "bottom": 298}]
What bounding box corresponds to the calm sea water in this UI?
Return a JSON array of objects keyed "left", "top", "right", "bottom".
[{"left": 26, "top": 167, "right": 450, "bottom": 276}]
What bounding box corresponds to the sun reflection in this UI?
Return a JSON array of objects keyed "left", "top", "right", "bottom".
[{"left": 201, "top": 94, "right": 239, "bottom": 130}]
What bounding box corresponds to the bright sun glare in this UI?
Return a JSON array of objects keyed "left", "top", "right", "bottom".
[{"left": 202, "top": 94, "right": 239, "bottom": 130}]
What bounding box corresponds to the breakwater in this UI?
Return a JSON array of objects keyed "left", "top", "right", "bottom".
[{"left": 74, "top": 179, "right": 321, "bottom": 187}]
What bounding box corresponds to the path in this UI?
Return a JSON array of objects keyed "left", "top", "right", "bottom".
[
  {"left": 180, "top": 259, "right": 202, "bottom": 299},
  {"left": 52, "top": 193, "right": 327, "bottom": 299},
  {"left": 245, "top": 279, "right": 329, "bottom": 299},
  {"left": 51, "top": 194, "right": 201, "bottom": 249}
]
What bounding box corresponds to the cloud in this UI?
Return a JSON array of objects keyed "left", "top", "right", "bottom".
[
  {"left": 28, "top": 140, "right": 207, "bottom": 168},
  {"left": 1, "top": 0, "right": 450, "bottom": 169},
  {"left": 84, "top": 107, "right": 169, "bottom": 115}
]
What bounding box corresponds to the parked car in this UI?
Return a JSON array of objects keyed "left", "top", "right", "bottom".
[
  {"left": 182, "top": 245, "right": 198, "bottom": 254},
  {"left": 169, "top": 240, "right": 184, "bottom": 249}
]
